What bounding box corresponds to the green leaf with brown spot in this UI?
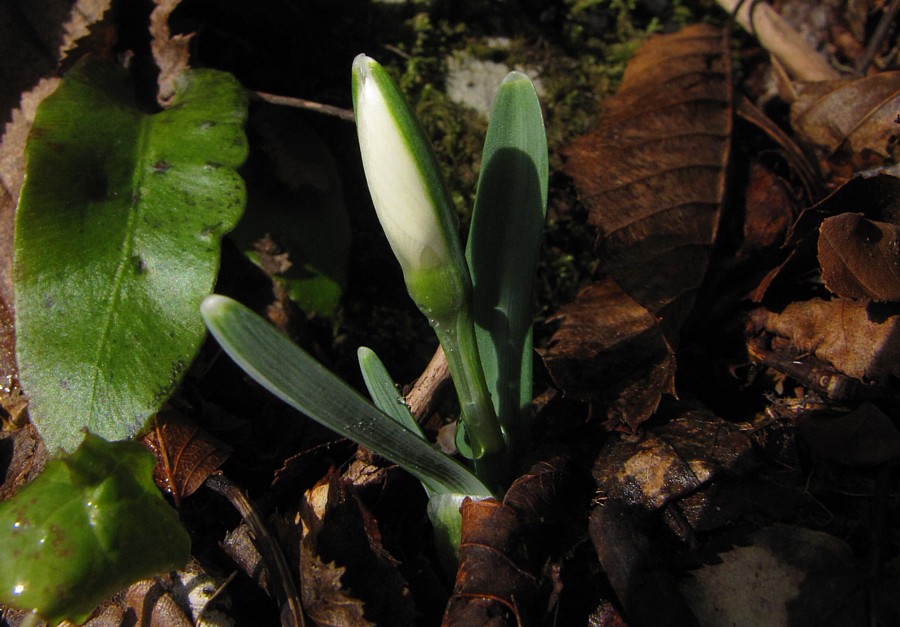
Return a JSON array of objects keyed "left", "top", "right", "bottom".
[
  {"left": 0, "top": 433, "right": 190, "bottom": 625},
  {"left": 14, "top": 59, "right": 248, "bottom": 452}
]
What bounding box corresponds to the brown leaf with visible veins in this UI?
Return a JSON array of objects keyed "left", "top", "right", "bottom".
[
  {"left": 818, "top": 212, "right": 900, "bottom": 301},
  {"left": 141, "top": 407, "right": 232, "bottom": 506},
  {"left": 562, "top": 23, "right": 732, "bottom": 342},
  {"left": 543, "top": 278, "right": 675, "bottom": 432},
  {"left": 791, "top": 73, "right": 900, "bottom": 168}
]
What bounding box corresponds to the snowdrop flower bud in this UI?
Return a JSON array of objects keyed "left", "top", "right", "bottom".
[{"left": 352, "top": 54, "right": 469, "bottom": 323}]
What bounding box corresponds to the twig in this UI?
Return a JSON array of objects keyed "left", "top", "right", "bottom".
[
  {"left": 405, "top": 345, "right": 452, "bottom": 421},
  {"left": 855, "top": 0, "right": 900, "bottom": 76},
  {"left": 716, "top": 0, "right": 841, "bottom": 81},
  {"left": 205, "top": 473, "right": 306, "bottom": 627},
  {"left": 252, "top": 91, "right": 354, "bottom": 121}
]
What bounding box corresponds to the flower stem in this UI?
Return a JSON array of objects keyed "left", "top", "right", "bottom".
[{"left": 432, "top": 307, "right": 507, "bottom": 489}]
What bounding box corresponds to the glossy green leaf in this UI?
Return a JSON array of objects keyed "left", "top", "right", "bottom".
[
  {"left": 201, "top": 295, "right": 493, "bottom": 499},
  {"left": 357, "top": 346, "right": 424, "bottom": 439},
  {"left": 465, "top": 72, "right": 548, "bottom": 454},
  {"left": 14, "top": 59, "right": 248, "bottom": 452},
  {"left": 0, "top": 433, "right": 190, "bottom": 625}
]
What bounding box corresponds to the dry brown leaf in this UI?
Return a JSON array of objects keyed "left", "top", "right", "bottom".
[
  {"left": 299, "top": 473, "right": 415, "bottom": 627},
  {"left": 818, "top": 212, "right": 900, "bottom": 301},
  {"left": 741, "top": 160, "right": 801, "bottom": 253},
  {"left": 140, "top": 407, "right": 232, "bottom": 507},
  {"left": 562, "top": 23, "right": 732, "bottom": 342},
  {"left": 590, "top": 500, "right": 699, "bottom": 627},
  {"left": 791, "top": 72, "right": 900, "bottom": 168},
  {"left": 543, "top": 278, "right": 675, "bottom": 432},
  {"left": 125, "top": 579, "right": 193, "bottom": 627},
  {"left": 58, "top": 0, "right": 115, "bottom": 64},
  {"left": 749, "top": 298, "right": 900, "bottom": 382},
  {"left": 444, "top": 456, "right": 572, "bottom": 627},
  {"left": 150, "top": 0, "right": 193, "bottom": 106},
  {"left": 0, "top": 421, "right": 47, "bottom": 500},
  {"left": 752, "top": 173, "right": 900, "bottom": 302},
  {"left": 592, "top": 405, "right": 755, "bottom": 513}
]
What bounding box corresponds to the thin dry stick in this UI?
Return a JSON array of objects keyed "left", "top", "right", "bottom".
[
  {"left": 205, "top": 473, "right": 306, "bottom": 627},
  {"left": 405, "top": 345, "right": 453, "bottom": 421},
  {"left": 716, "top": 0, "right": 841, "bottom": 81},
  {"left": 855, "top": 0, "right": 900, "bottom": 75},
  {"left": 252, "top": 91, "right": 355, "bottom": 121}
]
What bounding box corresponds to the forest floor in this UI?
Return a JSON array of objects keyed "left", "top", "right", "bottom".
[{"left": 2, "top": 0, "right": 900, "bottom": 625}]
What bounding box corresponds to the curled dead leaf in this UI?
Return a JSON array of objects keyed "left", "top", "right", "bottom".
[
  {"left": 141, "top": 407, "right": 232, "bottom": 507},
  {"left": 749, "top": 298, "right": 900, "bottom": 382},
  {"left": 791, "top": 72, "right": 900, "bottom": 169},
  {"left": 299, "top": 473, "right": 415, "bottom": 627},
  {"left": 444, "top": 456, "right": 573, "bottom": 627},
  {"left": 150, "top": 0, "right": 193, "bottom": 106},
  {"left": 818, "top": 212, "right": 900, "bottom": 301},
  {"left": 754, "top": 173, "right": 900, "bottom": 302},
  {"left": 543, "top": 278, "right": 675, "bottom": 432},
  {"left": 592, "top": 405, "right": 755, "bottom": 513}
]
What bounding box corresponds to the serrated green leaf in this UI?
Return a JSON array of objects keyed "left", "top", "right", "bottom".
[
  {"left": 465, "top": 72, "right": 548, "bottom": 454},
  {"left": 201, "top": 295, "right": 493, "bottom": 499},
  {"left": 14, "top": 59, "right": 248, "bottom": 452},
  {"left": 0, "top": 433, "right": 190, "bottom": 625}
]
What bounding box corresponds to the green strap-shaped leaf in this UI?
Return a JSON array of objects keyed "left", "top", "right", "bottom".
[
  {"left": 357, "top": 346, "right": 425, "bottom": 438},
  {"left": 201, "top": 295, "right": 493, "bottom": 499},
  {"left": 15, "top": 59, "right": 248, "bottom": 452},
  {"left": 0, "top": 433, "right": 190, "bottom": 625},
  {"left": 465, "top": 72, "right": 548, "bottom": 453}
]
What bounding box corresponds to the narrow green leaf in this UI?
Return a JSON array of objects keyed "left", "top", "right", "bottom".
[
  {"left": 357, "top": 346, "right": 424, "bottom": 438},
  {"left": 14, "top": 59, "right": 248, "bottom": 452},
  {"left": 201, "top": 295, "right": 493, "bottom": 499},
  {"left": 0, "top": 433, "right": 190, "bottom": 625},
  {"left": 427, "top": 492, "right": 470, "bottom": 573},
  {"left": 465, "top": 72, "right": 548, "bottom": 450}
]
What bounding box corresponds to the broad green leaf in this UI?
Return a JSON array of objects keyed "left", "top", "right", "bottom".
[
  {"left": 0, "top": 433, "right": 190, "bottom": 625},
  {"left": 357, "top": 346, "right": 424, "bottom": 438},
  {"left": 201, "top": 295, "right": 493, "bottom": 499},
  {"left": 465, "top": 72, "right": 548, "bottom": 454},
  {"left": 15, "top": 59, "right": 248, "bottom": 452}
]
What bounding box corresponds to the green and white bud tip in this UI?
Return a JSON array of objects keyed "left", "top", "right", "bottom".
[{"left": 352, "top": 54, "right": 469, "bottom": 322}]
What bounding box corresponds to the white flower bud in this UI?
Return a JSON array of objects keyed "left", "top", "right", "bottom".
[{"left": 352, "top": 54, "right": 469, "bottom": 322}]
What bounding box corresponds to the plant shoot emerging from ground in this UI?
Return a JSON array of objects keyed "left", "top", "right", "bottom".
[{"left": 202, "top": 53, "right": 547, "bottom": 562}]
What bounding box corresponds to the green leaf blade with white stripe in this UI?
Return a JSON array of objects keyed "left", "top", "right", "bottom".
[
  {"left": 465, "top": 72, "right": 548, "bottom": 453},
  {"left": 201, "top": 295, "right": 492, "bottom": 499}
]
